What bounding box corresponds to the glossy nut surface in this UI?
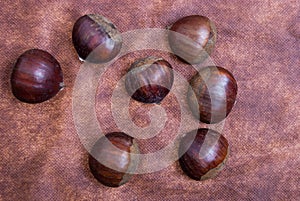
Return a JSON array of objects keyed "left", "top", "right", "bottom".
[
  {"left": 89, "top": 132, "right": 139, "bottom": 187},
  {"left": 187, "top": 66, "right": 237, "bottom": 124},
  {"left": 10, "top": 49, "right": 64, "bottom": 104},
  {"left": 168, "top": 15, "right": 217, "bottom": 64},
  {"left": 72, "top": 14, "right": 122, "bottom": 63},
  {"left": 179, "top": 128, "right": 229, "bottom": 180},
  {"left": 125, "top": 57, "right": 174, "bottom": 104}
]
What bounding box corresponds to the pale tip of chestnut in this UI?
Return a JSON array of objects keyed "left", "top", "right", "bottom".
[{"left": 59, "top": 82, "right": 65, "bottom": 89}]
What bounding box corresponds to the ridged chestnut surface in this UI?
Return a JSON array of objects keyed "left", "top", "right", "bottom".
[
  {"left": 187, "top": 66, "right": 237, "bottom": 124},
  {"left": 179, "top": 128, "right": 229, "bottom": 180},
  {"left": 125, "top": 57, "right": 174, "bottom": 104},
  {"left": 10, "top": 49, "right": 64, "bottom": 104},
  {"left": 72, "top": 14, "right": 122, "bottom": 63},
  {"left": 168, "top": 15, "right": 217, "bottom": 64},
  {"left": 89, "top": 132, "right": 140, "bottom": 187}
]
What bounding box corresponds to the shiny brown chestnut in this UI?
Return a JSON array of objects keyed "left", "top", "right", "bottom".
[
  {"left": 168, "top": 15, "right": 217, "bottom": 64},
  {"left": 187, "top": 66, "right": 237, "bottom": 124},
  {"left": 89, "top": 132, "right": 140, "bottom": 187},
  {"left": 10, "top": 49, "right": 64, "bottom": 104},
  {"left": 72, "top": 14, "right": 122, "bottom": 63},
  {"left": 125, "top": 57, "right": 174, "bottom": 103},
  {"left": 179, "top": 128, "right": 229, "bottom": 181}
]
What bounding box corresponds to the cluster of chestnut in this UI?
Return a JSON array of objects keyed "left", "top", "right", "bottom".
[{"left": 10, "top": 14, "right": 237, "bottom": 187}]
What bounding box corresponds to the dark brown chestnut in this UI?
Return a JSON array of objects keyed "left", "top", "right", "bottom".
[
  {"left": 72, "top": 14, "right": 122, "bottom": 63},
  {"left": 89, "top": 132, "right": 140, "bottom": 187},
  {"left": 10, "top": 49, "right": 64, "bottom": 104},
  {"left": 187, "top": 66, "right": 237, "bottom": 124},
  {"left": 179, "top": 128, "right": 229, "bottom": 181},
  {"left": 168, "top": 15, "right": 217, "bottom": 64},
  {"left": 125, "top": 57, "right": 174, "bottom": 104}
]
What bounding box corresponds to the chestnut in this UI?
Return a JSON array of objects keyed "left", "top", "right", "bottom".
[
  {"left": 10, "top": 49, "right": 64, "bottom": 104},
  {"left": 72, "top": 14, "right": 122, "bottom": 63},
  {"left": 125, "top": 57, "right": 174, "bottom": 103},
  {"left": 89, "top": 132, "right": 140, "bottom": 187},
  {"left": 179, "top": 128, "right": 229, "bottom": 181},
  {"left": 187, "top": 66, "right": 237, "bottom": 124},
  {"left": 168, "top": 15, "right": 217, "bottom": 64}
]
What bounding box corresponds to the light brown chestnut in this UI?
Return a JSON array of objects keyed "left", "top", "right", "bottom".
[
  {"left": 89, "top": 132, "right": 140, "bottom": 187},
  {"left": 187, "top": 66, "right": 238, "bottom": 124},
  {"left": 72, "top": 14, "right": 122, "bottom": 63},
  {"left": 179, "top": 128, "right": 229, "bottom": 180},
  {"left": 125, "top": 57, "right": 174, "bottom": 103},
  {"left": 168, "top": 15, "right": 217, "bottom": 64}
]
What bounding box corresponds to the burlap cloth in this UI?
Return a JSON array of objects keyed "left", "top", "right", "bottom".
[{"left": 0, "top": 0, "right": 299, "bottom": 200}]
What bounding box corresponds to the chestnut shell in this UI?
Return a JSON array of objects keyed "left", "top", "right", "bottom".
[
  {"left": 72, "top": 14, "right": 122, "bottom": 63},
  {"left": 10, "top": 49, "right": 64, "bottom": 104},
  {"left": 168, "top": 15, "right": 217, "bottom": 64},
  {"left": 187, "top": 66, "right": 237, "bottom": 124},
  {"left": 89, "top": 132, "right": 140, "bottom": 187},
  {"left": 125, "top": 57, "right": 174, "bottom": 104},
  {"left": 179, "top": 128, "right": 229, "bottom": 180}
]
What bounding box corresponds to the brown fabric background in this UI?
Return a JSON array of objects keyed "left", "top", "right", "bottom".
[{"left": 0, "top": 0, "right": 299, "bottom": 200}]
